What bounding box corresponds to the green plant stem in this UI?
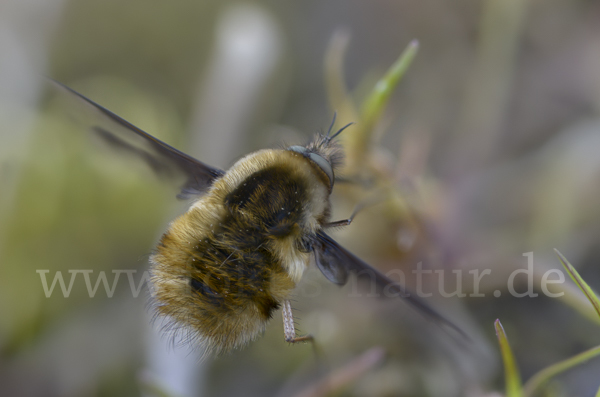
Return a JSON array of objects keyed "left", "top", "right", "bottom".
[
  {"left": 555, "top": 249, "right": 600, "bottom": 320},
  {"left": 558, "top": 282, "right": 600, "bottom": 326},
  {"left": 524, "top": 345, "right": 600, "bottom": 396},
  {"left": 344, "top": 40, "right": 418, "bottom": 167},
  {"left": 360, "top": 39, "right": 418, "bottom": 131},
  {"left": 325, "top": 29, "right": 356, "bottom": 119},
  {"left": 495, "top": 319, "right": 523, "bottom": 397},
  {"left": 449, "top": 0, "right": 527, "bottom": 176}
]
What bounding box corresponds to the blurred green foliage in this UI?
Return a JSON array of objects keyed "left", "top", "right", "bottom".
[{"left": 2, "top": 0, "right": 600, "bottom": 396}]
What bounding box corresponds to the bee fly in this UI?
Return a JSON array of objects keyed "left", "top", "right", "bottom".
[{"left": 51, "top": 80, "right": 467, "bottom": 355}]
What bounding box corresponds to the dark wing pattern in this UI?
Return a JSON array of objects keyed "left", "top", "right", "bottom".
[
  {"left": 313, "top": 231, "right": 469, "bottom": 340},
  {"left": 49, "top": 79, "right": 225, "bottom": 199}
]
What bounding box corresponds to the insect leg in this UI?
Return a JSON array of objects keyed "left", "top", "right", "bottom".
[
  {"left": 282, "top": 300, "right": 313, "bottom": 344},
  {"left": 324, "top": 195, "right": 386, "bottom": 228},
  {"left": 323, "top": 214, "right": 357, "bottom": 228}
]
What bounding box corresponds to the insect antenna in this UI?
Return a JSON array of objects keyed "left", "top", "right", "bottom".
[
  {"left": 322, "top": 112, "right": 354, "bottom": 147},
  {"left": 326, "top": 112, "right": 338, "bottom": 138},
  {"left": 325, "top": 122, "right": 354, "bottom": 143}
]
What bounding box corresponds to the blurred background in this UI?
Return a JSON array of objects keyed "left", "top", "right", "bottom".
[{"left": 2, "top": 0, "right": 600, "bottom": 396}]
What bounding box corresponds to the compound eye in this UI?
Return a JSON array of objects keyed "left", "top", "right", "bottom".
[
  {"left": 288, "top": 145, "right": 334, "bottom": 189},
  {"left": 307, "top": 153, "right": 334, "bottom": 188}
]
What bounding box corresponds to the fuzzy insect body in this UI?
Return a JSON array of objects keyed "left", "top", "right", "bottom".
[
  {"left": 51, "top": 79, "right": 467, "bottom": 356},
  {"left": 151, "top": 149, "right": 335, "bottom": 353}
]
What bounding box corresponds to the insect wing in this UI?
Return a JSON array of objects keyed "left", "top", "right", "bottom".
[
  {"left": 49, "top": 79, "right": 225, "bottom": 199},
  {"left": 313, "top": 233, "right": 349, "bottom": 285},
  {"left": 313, "top": 231, "right": 468, "bottom": 339},
  {"left": 314, "top": 231, "right": 409, "bottom": 294}
]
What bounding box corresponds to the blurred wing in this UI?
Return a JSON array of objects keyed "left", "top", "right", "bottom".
[
  {"left": 49, "top": 79, "right": 225, "bottom": 199},
  {"left": 313, "top": 231, "right": 469, "bottom": 340}
]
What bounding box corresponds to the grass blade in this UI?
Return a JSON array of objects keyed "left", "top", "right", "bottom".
[
  {"left": 360, "top": 39, "right": 419, "bottom": 134},
  {"left": 342, "top": 40, "right": 418, "bottom": 167},
  {"left": 524, "top": 345, "right": 600, "bottom": 396},
  {"left": 554, "top": 249, "right": 600, "bottom": 320},
  {"left": 495, "top": 319, "right": 523, "bottom": 397}
]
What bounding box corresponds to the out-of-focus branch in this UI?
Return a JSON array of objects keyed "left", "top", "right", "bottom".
[
  {"left": 290, "top": 347, "right": 385, "bottom": 397},
  {"left": 448, "top": 0, "right": 528, "bottom": 177}
]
